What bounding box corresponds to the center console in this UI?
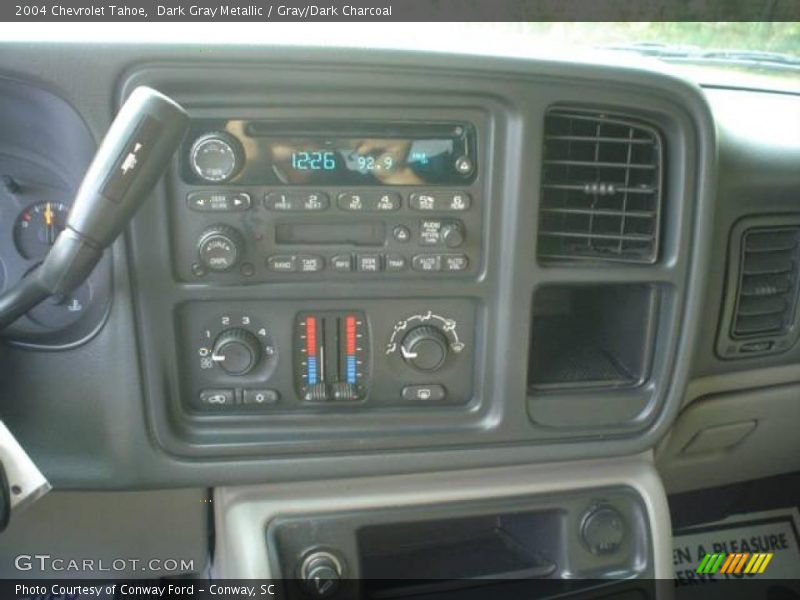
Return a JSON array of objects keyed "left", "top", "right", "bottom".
[
  {"left": 117, "top": 49, "right": 713, "bottom": 483},
  {"left": 213, "top": 456, "right": 671, "bottom": 591},
  {"left": 173, "top": 114, "right": 484, "bottom": 413},
  {"left": 106, "top": 49, "right": 712, "bottom": 593}
]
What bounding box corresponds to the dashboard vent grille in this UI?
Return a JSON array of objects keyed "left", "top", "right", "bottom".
[
  {"left": 732, "top": 227, "right": 800, "bottom": 339},
  {"left": 538, "top": 109, "right": 663, "bottom": 263}
]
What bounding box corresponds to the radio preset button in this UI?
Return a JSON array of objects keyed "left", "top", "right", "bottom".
[
  {"left": 331, "top": 254, "right": 353, "bottom": 272},
  {"left": 265, "top": 191, "right": 329, "bottom": 211},
  {"left": 267, "top": 255, "right": 297, "bottom": 272},
  {"left": 385, "top": 254, "right": 408, "bottom": 272},
  {"left": 298, "top": 255, "right": 325, "bottom": 273},
  {"left": 374, "top": 192, "right": 401, "bottom": 211},
  {"left": 412, "top": 254, "right": 442, "bottom": 272},
  {"left": 337, "top": 192, "right": 401, "bottom": 212},
  {"left": 410, "top": 191, "right": 471, "bottom": 211},
  {"left": 187, "top": 191, "right": 251, "bottom": 212},
  {"left": 356, "top": 254, "right": 382, "bottom": 272},
  {"left": 447, "top": 192, "right": 471, "bottom": 211}
]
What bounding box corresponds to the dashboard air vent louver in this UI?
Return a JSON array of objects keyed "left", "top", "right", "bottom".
[
  {"left": 538, "top": 109, "right": 663, "bottom": 263},
  {"left": 732, "top": 227, "right": 800, "bottom": 339}
]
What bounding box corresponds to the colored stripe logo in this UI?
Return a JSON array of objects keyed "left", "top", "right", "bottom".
[{"left": 696, "top": 552, "right": 774, "bottom": 574}]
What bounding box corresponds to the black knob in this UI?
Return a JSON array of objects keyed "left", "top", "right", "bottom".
[
  {"left": 197, "top": 225, "right": 243, "bottom": 272},
  {"left": 580, "top": 505, "right": 626, "bottom": 556},
  {"left": 299, "top": 550, "right": 344, "bottom": 599},
  {"left": 441, "top": 221, "right": 465, "bottom": 248},
  {"left": 189, "top": 131, "right": 243, "bottom": 183},
  {"left": 401, "top": 325, "right": 449, "bottom": 372},
  {"left": 211, "top": 328, "right": 262, "bottom": 375}
]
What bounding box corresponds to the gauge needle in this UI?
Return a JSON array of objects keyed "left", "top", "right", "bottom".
[{"left": 43, "top": 202, "right": 56, "bottom": 244}]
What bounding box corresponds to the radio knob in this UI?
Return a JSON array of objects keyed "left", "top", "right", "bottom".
[
  {"left": 401, "top": 326, "right": 449, "bottom": 372},
  {"left": 441, "top": 221, "right": 465, "bottom": 248},
  {"left": 189, "top": 131, "right": 243, "bottom": 183},
  {"left": 197, "top": 225, "right": 243, "bottom": 272},
  {"left": 211, "top": 328, "right": 262, "bottom": 375}
]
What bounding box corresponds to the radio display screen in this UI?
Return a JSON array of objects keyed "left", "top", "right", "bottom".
[
  {"left": 276, "top": 137, "right": 453, "bottom": 185},
  {"left": 182, "top": 120, "right": 477, "bottom": 186}
]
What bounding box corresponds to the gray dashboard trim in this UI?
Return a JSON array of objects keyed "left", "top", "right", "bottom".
[
  {"left": 213, "top": 453, "right": 673, "bottom": 580},
  {"left": 0, "top": 44, "right": 717, "bottom": 488}
]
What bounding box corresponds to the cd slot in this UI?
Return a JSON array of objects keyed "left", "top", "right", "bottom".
[
  {"left": 275, "top": 221, "right": 386, "bottom": 246},
  {"left": 245, "top": 120, "right": 464, "bottom": 138}
]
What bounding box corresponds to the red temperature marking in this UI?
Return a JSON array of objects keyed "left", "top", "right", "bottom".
[
  {"left": 305, "top": 316, "right": 317, "bottom": 356},
  {"left": 345, "top": 315, "right": 357, "bottom": 355}
]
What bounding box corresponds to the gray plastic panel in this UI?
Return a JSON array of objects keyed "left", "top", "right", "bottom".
[
  {"left": 691, "top": 87, "right": 800, "bottom": 376},
  {"left": 123, "top": 60, "right": 712, "bottom": 460},
  {"left": 0, "top": 43, "right": 718, "bottom": 488},
  {"left": 213, "top": 456, "right": 671, "bottom": 579},
  {"left": 269, "top": 487, "right": 652, "bottom": 582},
  {"left": 0, "top": 489, "right": 208, "bottom": 578}
]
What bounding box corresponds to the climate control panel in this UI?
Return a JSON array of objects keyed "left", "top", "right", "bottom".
[
  {"left": 294, "top": 311, "right": 370, "bottom": 402},
  {"left": 178, "top": 299, "right": 475, "bottom": 414}
]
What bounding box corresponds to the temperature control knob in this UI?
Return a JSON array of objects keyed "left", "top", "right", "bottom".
[
  {"left": 197, "top": 225, "right": 243, "bottom": 272},
  {"left": 401, "top": 325, "right": 449, "bottom": 372},
  {"left": 189, "top": 131, "right": 243, "bottom": 183},
  {"left": 211, "top": 327, "right": 262, "bottom": 375}
]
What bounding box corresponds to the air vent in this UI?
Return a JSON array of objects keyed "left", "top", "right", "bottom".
[
  {"left": 733, "top": 227, "right": 800, "bottom": 338},
  {"left": 538, "top": 109, "right": 663, "bottom": 263},
  {"left": 718, "top": 218, "right": 800, "bottom": 358}
]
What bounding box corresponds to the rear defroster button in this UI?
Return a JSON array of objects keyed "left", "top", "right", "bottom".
[{"left": 243, "top": 389, "right": 279, "bottom": 405}]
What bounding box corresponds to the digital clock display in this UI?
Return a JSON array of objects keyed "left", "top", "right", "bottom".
[
  {"left": 290, "top": 151, "right": 337, "bottom": 171},
  {"left": 274, "top": 137, "right": 445, "bottom": 185}
]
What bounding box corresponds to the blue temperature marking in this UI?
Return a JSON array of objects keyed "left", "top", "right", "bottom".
[
  {"left": 307, "top": 356, "right": 318, "bottom": 385},
  {"left": 346, "top": 355, "right": 357, "bottom": 384}
]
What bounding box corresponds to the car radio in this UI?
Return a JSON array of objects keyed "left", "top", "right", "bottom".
[{"left": 169, "top": 118, "right": 484, "bottom": 282}]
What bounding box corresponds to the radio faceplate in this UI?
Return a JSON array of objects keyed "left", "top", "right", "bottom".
[{"left": 169, "top": 118, "right": 484, "bottom": 282}]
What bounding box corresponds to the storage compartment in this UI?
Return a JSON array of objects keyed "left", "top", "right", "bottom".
[
  {"left": 358, "top": 513, "right": 558, "bottom": 596},
  {"left": 528, "top": 284, "right": 657, "bottom": 390}
]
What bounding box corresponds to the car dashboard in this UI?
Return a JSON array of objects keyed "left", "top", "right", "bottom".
[{"left": 0, "top": 42, "right": 797, "bottom": 585}]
